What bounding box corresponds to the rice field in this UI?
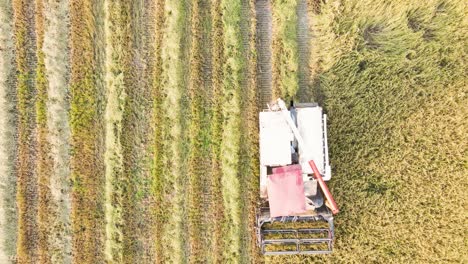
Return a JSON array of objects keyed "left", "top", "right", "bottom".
[{"left": 0, "top": 0, "right": 466, "bottom": 263}]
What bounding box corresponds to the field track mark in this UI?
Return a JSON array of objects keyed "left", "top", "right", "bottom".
[
  {"left": 43, "top": 0, "right": 72, "bottom": 261},
  {"left": 0, "top": 0, "right": 18, "bottom": 262},
  {"left": 256, "top": 0, "right": 272, "bottom": 109},
  {"left": 296, "top": 0, "right": 311, "bottom": 101},
  {"left": 238, "top": 0, "right": 255, "bottom": 262},
  {"left": 13, "top": 0, "right": 39, "bottom": 261},
  {"left": 246, "top": 0, "right": 262, "bottom": 261},
  {"left": 34, "top": 0, "right": 54, "bottom": 262}
]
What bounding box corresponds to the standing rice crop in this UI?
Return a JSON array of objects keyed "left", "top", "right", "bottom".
[
  {"left": 13, "top": 0, "right": 39, "bottom": 262},
  {"left": 0, "top": 0, "right": 18, "bottom": 262}
]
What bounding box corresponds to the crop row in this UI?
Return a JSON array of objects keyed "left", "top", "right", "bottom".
[
  {"left": 208, "top": 0, "right": 226, "bottom": 262},
  {"left": 219, "top": 0, "right": 245, "bottom": 261},
  {"left": 69, "top": 0, "right": 106, "bottom": 262},
  {"left": 187, "top": 0, "right": 214, "bottom": 262},
  {"left": 120, "top": 0, "right": 162, "bottom": 262},
  {"left": 245, "top": 0, "right": 261, "bottom": 261},
  {"left": 13, "top": 0, "right": 39, "bottom": 261}
]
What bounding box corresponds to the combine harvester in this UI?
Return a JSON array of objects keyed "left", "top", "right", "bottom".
[{"left": 256, "top": 98, "right": 339, "bottom": 255}]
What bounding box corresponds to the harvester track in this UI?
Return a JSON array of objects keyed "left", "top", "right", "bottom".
[
  {"left": 256, "top": 0, "right": 272, "bottom": 109},
  {"left": 296, "top": 0, "right": 311, "bottom": 101}
]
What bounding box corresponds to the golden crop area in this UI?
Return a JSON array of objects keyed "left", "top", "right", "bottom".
[{"left": 0, "top": 0, "right": 466, "bottom": 263}]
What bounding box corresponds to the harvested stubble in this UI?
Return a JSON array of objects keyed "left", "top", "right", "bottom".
[
  {"left": 187, "top": 0, "right": 214, "bottom": 262},
  {"left": 34, "top": 0, "right": 54, "bottom": 262},
  {"left": 219, "top": 0, "right": 245, "bottom": 261},
  {"left": 120, "top": 0, "right": 162, "bottom": 262},
  {"left": 13, "top": 0, "right": 39, "bottom": 262},
  {"left": 69, "top": 0, "right": 106, "bottom": 262},
  {"left": 208, "top": 0, "right": 227, "bottom": 262}
]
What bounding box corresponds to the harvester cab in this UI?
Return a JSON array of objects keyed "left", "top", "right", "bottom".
[{"left": 256, "top": 98, "right": 339, "bottom": 255}]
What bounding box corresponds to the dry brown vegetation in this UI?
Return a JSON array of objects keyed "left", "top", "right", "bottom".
[
  {"left": 69, "top": 0, "right": 106, "bottom": 262},
  {"left": 13, "top": 0, "right": 39, "bottom": 261}
]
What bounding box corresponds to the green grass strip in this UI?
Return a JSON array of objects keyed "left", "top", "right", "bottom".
[
  {"left": 0, "top": 0, "right": 18, "bottom": 262},
  {"left": 272, "top": 0, "right": 299, "bottom": 100}
]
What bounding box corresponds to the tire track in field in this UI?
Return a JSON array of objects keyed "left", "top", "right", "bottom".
[
  {"left": 256, "top": 0, "right": 273, "bottom": 108},
  {"left": 296, "top": 0, "right": 311, "bottom": 101},
  {"left": 43, "top": 0, "right": 72, "bottom": 262},
  {"left": 0, "top": 0, "right": 18, "bottom": 262},
  {"left": 34, "top": 0, "right": 54, "bottom": 262},
  {"left": 69, "top": 0, "right": 106, "bottom": 261},
  {"left": 13, "top": 0, "right": 39, "bottom": 261},
  {"left": 238, "top": 0, "right": 255, "bottom": 262},
  {"left": 246, "top": 0, "right": 262, "bottom": 261}
]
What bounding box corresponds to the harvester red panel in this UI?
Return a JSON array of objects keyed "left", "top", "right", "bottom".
[{"left": 267, "top": 165, "right": 306, "bottom": 217}]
